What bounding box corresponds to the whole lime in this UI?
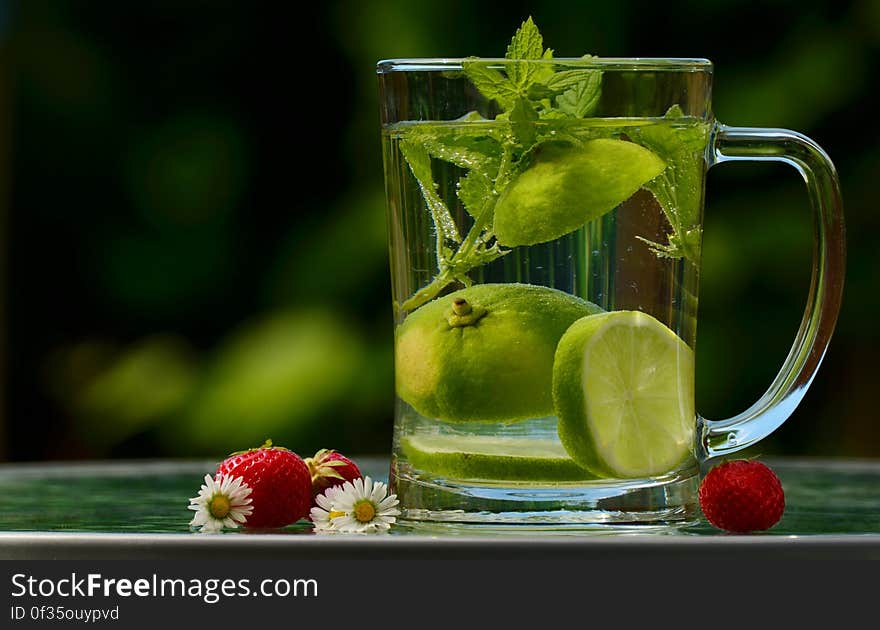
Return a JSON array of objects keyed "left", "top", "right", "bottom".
[
  {"left": 395, "top": 283, "right": 602, "bottom": 423},
  {"left": 493, "top": 139, "right": 666, "bottom": 247}
]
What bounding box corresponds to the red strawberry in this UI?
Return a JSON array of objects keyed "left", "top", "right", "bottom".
[
  {"left": 304, "top": 449, "right": 362, "bottom": 496},
  {"left": 698, "top": 459, "right": 785, "bottom": 533},
  {"left": 216, "top": 439, "right": 312, "bottom": 528}
]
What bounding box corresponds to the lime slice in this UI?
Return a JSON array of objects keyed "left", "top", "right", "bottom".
[
  {"left": 554, "top": 311, "right": 695, "bottom": 479},
  {"left": 400, "top": 434, "right": 595, "bottom": 481}
]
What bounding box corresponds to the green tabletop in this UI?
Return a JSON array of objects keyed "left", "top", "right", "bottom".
[{"left": 0, "top": 456, "right": 878, "bottom": 559}]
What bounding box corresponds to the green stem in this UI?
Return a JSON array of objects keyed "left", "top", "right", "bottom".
[
  {"left": 452, "top": 197, "right": 496, "bottom": 264},
  {"left": 452, "top": 146, "right": 513, "bottom": 262},
  {"left": 400, "top": 148, "right": 515, "bottom": 313},
  {"left": 399, "top": 269, "right": 457, "bottom": 313}
]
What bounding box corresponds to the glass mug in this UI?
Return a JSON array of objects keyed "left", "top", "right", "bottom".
[{"left": 377, "top": 57, "right": 844, "bottom": 528}]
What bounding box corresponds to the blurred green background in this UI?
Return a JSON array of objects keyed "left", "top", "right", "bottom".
[{"left": 0, "top": 0, "right": 876, "bottom": 462}]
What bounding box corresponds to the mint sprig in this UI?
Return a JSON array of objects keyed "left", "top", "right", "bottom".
[
  {"left": 396, "top": 18, "right": 703, "bottom": 313},
  {"left": 461, "top": 18, "right": 602, "bottom": 130},
  {"left": 396, "top": 18, "right": 609, "bottom": 312}
]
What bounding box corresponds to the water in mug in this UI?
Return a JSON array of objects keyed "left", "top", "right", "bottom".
[{"left": 382, "top": 114, "right": 711, "bottom": 522}]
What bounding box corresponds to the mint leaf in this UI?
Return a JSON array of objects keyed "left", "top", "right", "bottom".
[
  {"left": 399, "top": 138, "right": 461, "bottom": 254},
  {"left": 635, "top": 105, "right": 705, "bottom": 155},
  {"left": 462, "top": 59, "right": 517, "bottom": 110},
  {"left": 506, "top": 16, "right": 544, "bottom": 60},
  {"left": 508, "top": 97, "right": 539, "bottom": 147},
  {"left": 556, "top": 73, "right": 602, "bottom": 118},
  {"left": 533, "top": 47, "right": 556, "bottom": 85},
  {"left": 458, "top": 170, "right": 494, "bottom": 219},
  {"left": 398, "top": 136, "right": 432, "bottom": 185},
  {"left": 526, "top": 83, "right": 556, "bottom": 100},
  {"left": 422, "top": 135, "right": 500, "bottom": 173},
  {"left": 409, "top": 121, "right": 503, "bottom": 177},
  {"left": 545, "top": 67, "right": 600, "bottom": 92},
  {"left": 506, "top": 17, "right": 546, "bottom": 88}
]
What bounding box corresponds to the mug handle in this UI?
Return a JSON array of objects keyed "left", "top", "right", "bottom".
[{"left": 699, "top": 125, "right": 846, "bottom": 459}]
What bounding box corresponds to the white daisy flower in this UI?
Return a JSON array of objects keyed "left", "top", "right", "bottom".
[
  {"left": 188, "top": 474, "right": 253, "bottom": 534},
  {"left": 312, "top": 476, "right": 400, "bottom": 534},
  {"left": 309, "top": 485, "right": 341, "bottom": 533}
]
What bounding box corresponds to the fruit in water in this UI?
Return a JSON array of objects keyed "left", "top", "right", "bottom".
[
  {"left": 493, "top": 139, "right": 666, "bottom": 247},
  {"left": 400, "top": 434, "right": 594, "bottom": 481},
  {"left": 216, "top": 439, "right": 312, "bottom": 528},
  {"left": 395, "top": 283, "right": 602, "bottom": 423},
  {"left": 698, "top": 459, "right": 785, "bottom": 533},
  {"left": 553, "top": 311, "right": 695, "bottom": 478}
]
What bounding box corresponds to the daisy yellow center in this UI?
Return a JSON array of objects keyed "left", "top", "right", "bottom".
[
  {"left": 353, "top": 500, "right": 376, "bottom": 523},
  {"left": 208, "top": 494, "right": 231, "bottom": 519},
  {"left": 328, "top": 511, "right": 346, "bottom": 520}
]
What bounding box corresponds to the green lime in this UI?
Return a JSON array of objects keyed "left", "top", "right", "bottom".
[
  {"left": 400, "top": 434, "right": 594, "bottom": 481},
  {"left": 493, "top": 139, "right": 666, "bottom": 247},
  {"left": 395, "top": 283, "right": 602, "bottom": 423},
  {"left": 553, "top": 311, "right": 695, "bottom": 478}
]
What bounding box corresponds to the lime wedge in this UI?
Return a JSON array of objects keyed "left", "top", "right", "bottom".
[
  {"left": 400, "top": 434, "right": 595, "bottom": 481},
  {"left": 554, "top": 311, "right": 695, "bottom": 479}
]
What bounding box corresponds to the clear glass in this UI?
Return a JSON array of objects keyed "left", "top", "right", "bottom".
[{"left": 377, "top": 58, "right": 844, "bottom": 528}]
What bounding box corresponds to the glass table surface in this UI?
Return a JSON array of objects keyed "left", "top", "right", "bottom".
[{"left": 0, "top": 456, "right": 877, "bottom": 558}]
